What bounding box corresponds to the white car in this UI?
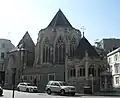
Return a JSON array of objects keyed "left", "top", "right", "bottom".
[
  {"left": 45, "top": 81, "right": 76, "bottom": 96},
  {"left": 17, "top": 82, "right": 38, "bottom": 92}
]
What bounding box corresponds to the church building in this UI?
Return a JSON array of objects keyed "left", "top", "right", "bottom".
[{"left": 22, "top": 9, "right": 112, "bottom": 93}]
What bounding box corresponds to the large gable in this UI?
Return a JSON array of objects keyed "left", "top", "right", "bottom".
[
  {"left": 47, "top": 9, "right": 73, "bottom": 28},
  {"left": 75, "top": 36, "right": 99, "bottom": 58},
  {"left": 17, "top": 31, "right": 35, "bottom": 53},
  {"left": 17, "top": 31, "right": 35, "bottom": 48}
]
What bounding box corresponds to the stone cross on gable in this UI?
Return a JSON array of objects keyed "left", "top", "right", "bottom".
[{"left": 81, "top": 26, "right": 86, "bottom": 36}]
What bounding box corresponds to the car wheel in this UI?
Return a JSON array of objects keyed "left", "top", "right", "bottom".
[
  {"left": 0, "top": 92, "right": 2, "bottom": 96},
  {"left": 26, "top": 88, "right": 29, "bottom": 92},
  {"left": 0, "top": 89, "right": 3, "bottom": 96},
  {"left": 60, "top": 89, "right": 65, "bottom": 96},
  {"left": 47, "top": 89, "right": 51, "bottom": 95}
]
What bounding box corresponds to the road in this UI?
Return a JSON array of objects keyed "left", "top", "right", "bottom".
[{"left": 0, "top": 89, "right": 120, "bottom": 98}]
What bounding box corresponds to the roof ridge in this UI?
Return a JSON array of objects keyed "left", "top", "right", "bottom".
[
  {"left": 17, "top": 31, "right": 35, "bottom": 47},
  {"left": 74, "top": 36, "right": 99, "bottom": 58},
  {"left": 47, "top": 9, "right": 73, "bottom": 28}
]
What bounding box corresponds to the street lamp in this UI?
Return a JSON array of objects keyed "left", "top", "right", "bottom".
[
  {"left": 89, "top": 74, "right": 94, "bottom": 94},
  {"left": 65, "top": 52, "right": 69, "bottom": 82},
  {"left": 1, "top": 57, "right": 5, "bottom": 86},
  {"left": 11, "top": 68, "right": 16, "bottom": 98}
]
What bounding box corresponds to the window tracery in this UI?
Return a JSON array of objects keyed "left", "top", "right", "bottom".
[
  {"left": 55, "top": 36, "right": 65, "bottom": 64},
  {"left": 42, "top": 37, "right": 52, "bottom": 63},
  {"left": 69, "top": 37, "right": 76, "bottom": 57},
  {"left": 70, "top": 68, "right": 76, "bottom": 77},
  {"left": 88, "top": 65, "right": 96, "bottom": 76},
  {"left": 77, "top": 67, "right": 85, "bottom": 77}
]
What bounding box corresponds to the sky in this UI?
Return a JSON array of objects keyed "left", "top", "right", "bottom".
[{"left": 0, "top": 0, "right": 120, "bottom": 46}]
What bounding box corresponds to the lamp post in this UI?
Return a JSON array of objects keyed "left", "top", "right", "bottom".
[
  {"left": 65, "top": 52, "right": 68, "bottom": 82},
  {"left": 85, "top": 50, "right": 88, "bottom": 81},
  {"left": 1, "top": 58, "right": 4, "bottom": 86},
  {"left": 12, "top": 68, "right": 16, "bottom": 98},
  {"left": 90, "top": 74, "right": 94, "bottom": 94}
]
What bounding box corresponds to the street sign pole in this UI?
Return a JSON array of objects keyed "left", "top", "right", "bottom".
[{"left": 12, "top": 68, "right": 16, "bottom": 98}]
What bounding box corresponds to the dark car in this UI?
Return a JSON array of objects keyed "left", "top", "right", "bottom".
[
  {"left": 84, "top": 85, "right": 92, "bottom": 94},
  {"left": 0, "top": 85, "right": 3, "bottom": 96}
]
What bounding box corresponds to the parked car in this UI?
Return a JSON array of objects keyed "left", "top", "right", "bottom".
[
  {"left": 45, "top": 81, "right": 75, "bottom": 96},
  {"left": 0, "top": 85, "right": 3, "bottom": 96},
  {"left": 17, "top": 82, "right": 38, "bottom": 92}
]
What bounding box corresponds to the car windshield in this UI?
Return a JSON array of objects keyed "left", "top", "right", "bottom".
[
  {"left": 27, "top": 83, "right": 34, "bottom": 86},
  {"left": 59, "top": 82, "right": 68, "bottom": 86}
]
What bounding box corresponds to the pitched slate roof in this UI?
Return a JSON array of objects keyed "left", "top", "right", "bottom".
[
  {"left": 74, "top": 36, "right": 99, "bottom": 58},
  {"left": 17, "top": 31, "right": 35, "bottom": 48},
  {"left": 47, "top": 9, "right": 73, "bottom": 28},
  {"left": 17, "top": 31, "right": 35, "bottom": 53}
]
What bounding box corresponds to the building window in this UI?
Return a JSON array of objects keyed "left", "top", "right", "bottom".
[
  {"left": 114, "top": 64, "right": 119, "bottom": 73},
  {"left": 115, "top": 77, "right": 119, "bottom": 84},
  {"left": 48, "top": 73, "right": 55, "bottom": 81},
  {"left": 114, "top": 54, "right": 118, "bottom": 61},
  {"left": 1, "top": 43, "right": 5, "bottom": 48},
  {"left": 30, "top": 76, "right": 32, "bottom": 80},
  {"left": 55, "top": 36, "right": 65, "bottom": 64},
  {"left": 89, "top": 66, "right": 95, "bottom": 76},
  {"left": 42, "top": 37, "right": 52, "bottom": 63},
  {"left": 70, "top": 68, "right": 76, "bottom": 77},
  {"left": 108, "top": 57, "right": 111, "bottom": 63},
  {"left": 98, "top": 68, "right": 100, "bottom": 77},
  {"left": 78, "top": 68, "right": 85, "bottom": 77},
  {"left": 80, "top": 68, "right": 82, "bottom": 76},
  {"left": 1, "top": 52, "right": 4, "bottom": 59},
  {"left": 24, "top": 76, "right": 27, "bottom": 80},
  {"left": 110, "top": 65, "right": 112, "bottom": 72},
  {"left": 69, "top": 37, "right": 76, "bottom": 57}
]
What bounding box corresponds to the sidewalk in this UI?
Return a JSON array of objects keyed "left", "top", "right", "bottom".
[
  {"left": 93, "top": 92, "right": 120, "bottom": 96},
  {"left": 76, "top": 92, "right": 120, "bottom": 96}
]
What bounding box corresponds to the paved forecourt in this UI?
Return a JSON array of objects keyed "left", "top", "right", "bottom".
[{"left": 1, "top": 89, "right": 120, "bottom": 98}]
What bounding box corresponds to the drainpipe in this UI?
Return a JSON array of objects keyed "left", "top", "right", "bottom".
[{"left": 85, "top": 50, "right": 88, "bottom": 80}]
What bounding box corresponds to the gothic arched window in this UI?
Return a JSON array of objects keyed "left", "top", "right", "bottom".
[
  {"left": 70, "top": 68, "right": 76, "bottom": 77},
  {"left": 69, "top": 37, "right": 76, "bottom": 57},
  {"left": 55, "top": 36, "right": 65, "bottom": 64},
  {"left": 88, "top": 65, "right": 95, "bottom": 77},
  {"left": 42, "top": 37, "right": 52, "bottom": 63},
  {"left": 78, "top": 67, "right": 85, "bottom": 77}
]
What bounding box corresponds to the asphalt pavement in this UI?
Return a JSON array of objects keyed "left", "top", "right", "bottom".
[{"left": 0, "top": 89, "right": 120, "bottom": 98}]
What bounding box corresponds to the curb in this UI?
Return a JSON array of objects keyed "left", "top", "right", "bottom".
[{"left": 76, "top": 93, "right": 120, "bottom": 96}]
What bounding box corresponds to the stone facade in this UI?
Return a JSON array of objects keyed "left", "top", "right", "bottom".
[
  {"left": 107, "top": 47, "right": 120, "bottom": 88},
  {"left": 0, "top": 39, "right": 15, "bottom": 71},
  {"left": 0, "top": 39, "right": 14, "bottom": 85},
  {"left": 4, "top": 50, "right": 21, "bottom": 88},
  {"left": 4, "top": 32, "right": 35, "bottom": 88},
  {"left": 22, "top": 9, "right": 112, "bottom": 93}
]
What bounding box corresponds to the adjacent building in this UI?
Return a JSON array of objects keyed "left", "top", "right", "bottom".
[
  {"left": 0, "top": 39, "right": 15, "bottom": 85},
  {"left": 95, "top": 38, "right": 120, "bottom": 53},
  {"left": 107, "top": 47, "right": 120, "bottom": 88},
  {"left": 0, "top": 39, "right": 15, "bottom": 71},
  {"left": 4, "top": 32, "right": 35, "bottom": 88}
]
